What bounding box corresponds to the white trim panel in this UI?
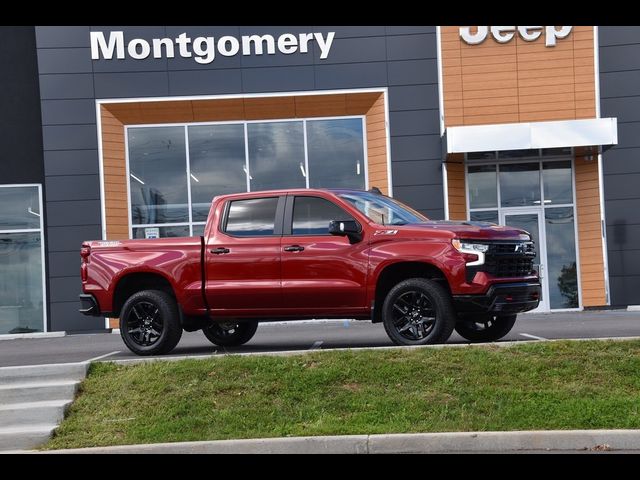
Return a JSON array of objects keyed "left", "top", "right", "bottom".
[{"left": 446, "top": 118, "right": 618, "bottom": 154}]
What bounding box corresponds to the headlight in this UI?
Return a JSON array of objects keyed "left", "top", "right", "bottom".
[
  {"left": 452, "top": 239, "right": 487, "bottom": 266},
  {"left": 452, "top": 239, "right": 489, "bottom": 253}
]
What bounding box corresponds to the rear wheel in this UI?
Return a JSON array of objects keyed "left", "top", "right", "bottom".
[
  {"left": 454, "top": 314, "right": 518, "bottom": 343},
  {"left": 381, "top": 278, "right": 456, "bottom": 346},
  {"left": 119, "top": 289, "right": 182, "bottom": 356},
  {"left": 203, "top": 321, "right": 259, "bottom": 347}
]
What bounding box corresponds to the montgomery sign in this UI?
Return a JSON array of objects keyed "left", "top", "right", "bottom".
[{"left": 90, "top": 30, "right": 337, "bottom": 64}]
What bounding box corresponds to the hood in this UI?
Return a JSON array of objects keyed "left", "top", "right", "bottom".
[{"left": 403, "top": 220, "right": 531, "bottom": 241}]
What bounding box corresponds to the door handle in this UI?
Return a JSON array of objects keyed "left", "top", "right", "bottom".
[
  {"left": 210, "top": 247, "right": 230, "bottom": 255},
  {"left": 283, "top": 245, "right": 305, "bottom": 252}
]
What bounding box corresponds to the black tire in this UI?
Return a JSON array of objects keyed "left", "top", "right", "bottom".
[
  {"left": 381, "top": 278, "right": 457, "bottom": 346},
  {"left": 454, "top": 314, "right": 518, "bottom": 343},
  {"left": 202, "top": 321, "right": 259, "bottom": 347},
  {"left": 119, "top": 289, "right": 182, "bottom": 356}
]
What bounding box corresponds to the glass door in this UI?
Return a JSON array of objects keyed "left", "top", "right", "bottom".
[{"left": 500, "top": 209, "right": 548, "bottom": 312}]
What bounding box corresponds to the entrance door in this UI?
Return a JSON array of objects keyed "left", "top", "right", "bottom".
[{"left": 500, "top": 209, "right": 549, "bottom": 312}]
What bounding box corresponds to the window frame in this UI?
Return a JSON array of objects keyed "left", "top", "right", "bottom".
[
  {"left": 0, "top": 184, "right": 47, "bottom": 333},
  {"left": 283, "top": 194, "right": 359, "bottom": 237},
  {"left": 464, "top": 149, "right": 582, "bottom": 311},
  {"left": 125, "top": 115, "right": 367, "bottom": 239},
  {"left": 219, "top": 195, "right": 286, "bottom": 238}
]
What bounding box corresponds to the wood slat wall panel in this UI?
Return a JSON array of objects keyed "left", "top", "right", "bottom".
[
  {"left": 442, "top": 26, "right": 596, "bottom": 128},
  {"left": 574, "top": 154, "right": 607, "bottom": 306},
  {"left": 99, "top": 92, "right": 390, "bottom": 247},
  {"left": 446, "top": 156, "right": 467, "bottom": 220}
]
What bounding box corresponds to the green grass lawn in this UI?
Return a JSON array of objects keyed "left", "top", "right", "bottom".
[{"left": 44, "top": 340, "right": 640, "bottom": 450}]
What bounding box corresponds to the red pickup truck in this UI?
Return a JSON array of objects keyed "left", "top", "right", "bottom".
[{"left": 79, "top": 189, "right": 540, "bottom": 356}]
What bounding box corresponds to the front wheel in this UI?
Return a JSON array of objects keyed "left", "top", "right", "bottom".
[
  {"left": 454, "top": 314, "right": 518, "bottom": 343},
  {"left": 381, "top": 278, "right": 457, "bottom": 346},
  {"left": 203, "top": 321, "right": 259, "bottom": 346},
  {"left": 119, "top": 290, "right": 182, "bottom": 356}
]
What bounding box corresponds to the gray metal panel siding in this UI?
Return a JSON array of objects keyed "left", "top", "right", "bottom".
[
  {"left": 386, "top": 34, "right": 437, "bottom": 61},
  {"left": 241, "top": 66, "right": 315, "bottom": 93},
  {"left": 93, "top": 71, "right": 170, "bottom": 98},
  {"left": 168, "top": 69, "right": 243, "bottom": 96},
  {"left": 35, "top": 26, "right": 443, "bottom": 331},
  {"left": 47, "top": 225, "right": 101, "bottom": 252},
  {"left": 37, "top": 48, "right": 93, "bottom": 74},
  {"left": 600, "top": 97, "right": 640, "bottom": 124},
  {"left": 49, "top": 276, "right": 82, "bottom": 303},
  {"left": 389, "top": 84, "right": 439, "bottom": 111},
  {"left": 391, "top": 135, "right": 443, "bottom": 162},
  {"left": 386, "top": 27, "right": 436, "bottom": 35},
  {"left": 46, "top": 200, "right": 102, "bottom": 227},
  {"left": 35, "top": 26, "right": 91, "bottom": 48},
  {"left": 42, "top": 124, "right": 98, "bottom": 151},
  {"left": 49, "top": 251, "right": 83, "bottom": 278},
  {"left": 39, "top": 73, "right": 95, "bottom": 99},
  {"left": 387, "top": 59, "right": 439, "bottom": 86},
  {"left": 41, "top": 99, "right": 96, "bottom": 125},
  {"left": 45, "top": 175, "right": 100, "bottom": 202},
  {"left": 314, "top": 62, "right": 388, "bottom": 89},
  {"left": 44, "top": 150, "right": 100, "bottom": 176},
  {"left": 600, "top": 26, "right": 640, "bottom": 306},
  {"left": 49, "top": 302, "right": 103, "bottom": 332}
]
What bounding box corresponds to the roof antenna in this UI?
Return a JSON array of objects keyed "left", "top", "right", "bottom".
[{"left": 369, "top": 186, "right": 382, "bottom": 195}]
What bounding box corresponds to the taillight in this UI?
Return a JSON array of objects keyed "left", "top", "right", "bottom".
[{"left": 80, "top": 243, "right": 90, "bottom": 282}]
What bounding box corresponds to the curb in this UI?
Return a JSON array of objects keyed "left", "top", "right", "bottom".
[
  {"left": 10, "top": 429, "right": 640, "bottom": 454},
  {"left": 101, "top": 335, "right": 640, "bottom": 366},
  {"left": 0, "top": 332, "right": 66, "bottom": 341}
]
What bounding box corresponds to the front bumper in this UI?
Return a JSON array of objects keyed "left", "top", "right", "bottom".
[
  {"left": 452, "top": 282, "right": 541, "bottom": 314},
  {"left": 79, "top": 294, "right": 101, "bottom": 316}
]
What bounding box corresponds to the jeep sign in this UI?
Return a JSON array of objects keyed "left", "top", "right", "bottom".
[{"left": 459, "top": 26, "right": 573, "bottom": 47}]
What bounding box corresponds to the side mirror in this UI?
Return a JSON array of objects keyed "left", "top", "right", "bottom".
[{"left": 329, "top": 220, "right": 363, "bottom": 243}]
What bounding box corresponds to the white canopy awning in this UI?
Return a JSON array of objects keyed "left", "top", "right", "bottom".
[{"left": 445, "top": 117, "right": 618, "bottom": 154}]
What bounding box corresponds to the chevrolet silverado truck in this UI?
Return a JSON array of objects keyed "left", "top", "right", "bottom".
[{"left": 79, "top": 189, "right": 541, "bottom": 356}]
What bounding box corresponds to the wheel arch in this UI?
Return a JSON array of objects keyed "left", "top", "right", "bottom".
[
  {"left": 372, "top": 261, "right": 451, "bottom": 324},
  {"left": 112, "top": 271, "right": 177, "bottom": 318}
]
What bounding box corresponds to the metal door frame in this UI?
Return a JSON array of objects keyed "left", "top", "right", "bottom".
[{"left": 500, "top": 207, "right": 549, "bottom": 312}]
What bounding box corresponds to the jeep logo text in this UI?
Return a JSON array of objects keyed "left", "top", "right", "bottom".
[{"left": 459, "top": 26, "right": 573, "bottom": 47}]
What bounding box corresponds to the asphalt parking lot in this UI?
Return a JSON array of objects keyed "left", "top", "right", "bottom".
[{"left": 1, "top": 309, "right": 639, "bottom": 367}]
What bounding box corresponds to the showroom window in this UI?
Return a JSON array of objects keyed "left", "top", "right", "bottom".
[
  {"left": 466, "top": 148, "right": 579, "bottom": 310},
  {"left": 127, "top": 117, "right": 366, "bottom": 238},
  {"left": 0, "top": 185, "right": 46, "bottom": 334}
]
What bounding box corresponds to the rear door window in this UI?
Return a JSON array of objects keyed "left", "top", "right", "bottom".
[{"left": 224, "top": 197, "right": 279, "bottom": 236}]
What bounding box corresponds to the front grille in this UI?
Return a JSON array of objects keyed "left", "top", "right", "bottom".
[
  {"left": 484, "top": 256, "right": 535, "bottom": 277},
  {"left": 488, "top": 242, "right": 536, "bottom": 256},
  {"left": 466, "top": 241, "right": 536, "bottom": 281}
]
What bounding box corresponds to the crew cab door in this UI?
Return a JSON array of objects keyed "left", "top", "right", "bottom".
[
  {"left": 280, "top": 194, "right": 368, "bottom": 314},
  {"left": 204, "top": 195, "right": 285, "bottom": 314}
]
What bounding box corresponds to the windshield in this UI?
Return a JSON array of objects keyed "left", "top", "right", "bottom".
[{"left": 338, "top": 191, "right": 429, "bottom": 226}]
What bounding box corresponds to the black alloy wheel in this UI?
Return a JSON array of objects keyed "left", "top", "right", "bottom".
[
  {"left": 391, "top": 290, "right": 437, "bottom": 341},
  {"left": 454, "top": 314, "right": 518, "bottom": 343},
  {"left": 119, "top": 290, "right": 182, "bottom": 356},
  {"left": 202, "top": 320, "right": 259, "bottom": 347},
  {"left": 381, "top": 278, "right": 456, "bottom": 346},
  {"left": 126, "top": 300, "right": 163, "bottom": 347}
]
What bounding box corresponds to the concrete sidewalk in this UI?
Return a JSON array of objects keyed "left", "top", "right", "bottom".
[{"left": 7, "top": 429, "right": 640, "bottom": 454}]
